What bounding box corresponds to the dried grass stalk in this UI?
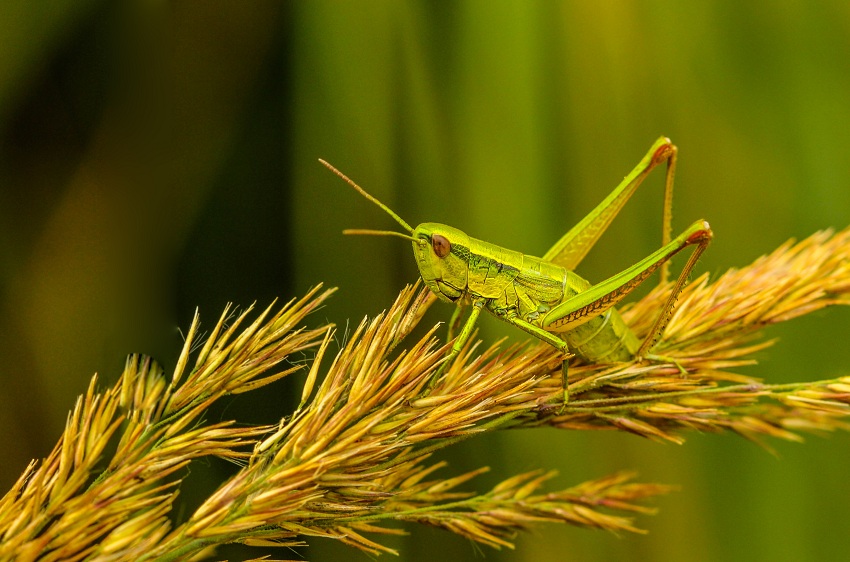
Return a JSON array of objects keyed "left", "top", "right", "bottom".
[{"left": 2, "top": 228, "right": 850, "bottom": 560}]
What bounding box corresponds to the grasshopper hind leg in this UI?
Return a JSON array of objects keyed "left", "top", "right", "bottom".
[
  {"left": 637, "top": 223, "right": 713, "bottom": 359},
  {"left": 541, "top": 220, "right": 713, "bottom": 392}
]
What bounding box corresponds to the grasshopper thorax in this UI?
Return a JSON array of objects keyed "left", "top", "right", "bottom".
[{"left": 412, "top": 223, "right": 471, "bottom": 302}]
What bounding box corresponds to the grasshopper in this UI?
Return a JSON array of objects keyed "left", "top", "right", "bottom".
[{"left": 320, "top": 137, "right": 712, "bottom": 406}]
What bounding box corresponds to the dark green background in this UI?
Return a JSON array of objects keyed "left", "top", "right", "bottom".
[{"left": 1, "top": 2, "right": 849, "bottom": 560}]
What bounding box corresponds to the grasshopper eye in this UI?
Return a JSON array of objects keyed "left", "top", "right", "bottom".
[{"left": 432, "top": 234, "right": 451, "bottom": 258}]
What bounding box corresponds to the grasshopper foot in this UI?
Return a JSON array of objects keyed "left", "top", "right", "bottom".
[{"left": 643, "top": 352, "right": 689, "bottom": 375}]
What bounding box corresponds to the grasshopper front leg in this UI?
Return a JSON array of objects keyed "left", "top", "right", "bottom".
[
  {"left": 447, "top": 299, "right": 468, "bottom": 342},
  {"left": 431, "top": 298, "right": 485, "bottom": 385}
]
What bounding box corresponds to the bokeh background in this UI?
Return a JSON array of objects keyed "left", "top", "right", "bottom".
[{"left": 2, "top": 1, "right": 850, "bottom": 560}]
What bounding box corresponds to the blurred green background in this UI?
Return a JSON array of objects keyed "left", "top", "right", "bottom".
[{"left": 2, "top": 1, "right": 850, "bottom": 560}]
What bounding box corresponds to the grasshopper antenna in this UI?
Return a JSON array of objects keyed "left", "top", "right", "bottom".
[
  {"left": 318, "top": 159, "right": 414, "bottom": 234},
  {"left": 343, "top": 228, "right": 420, "bottom": 242}
]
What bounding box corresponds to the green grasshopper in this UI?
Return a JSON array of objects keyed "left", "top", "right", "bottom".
[{"left": 320, "top": 137, "right": 712, "bottom": 406}]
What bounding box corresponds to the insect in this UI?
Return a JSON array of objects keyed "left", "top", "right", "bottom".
[{"left": 319, "top": 137, "right": 712, "bottom": 407}]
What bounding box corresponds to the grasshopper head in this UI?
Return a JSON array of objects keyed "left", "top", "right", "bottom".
[{"left": 412, "top": 223, "right": 470, "bottom": 302}]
